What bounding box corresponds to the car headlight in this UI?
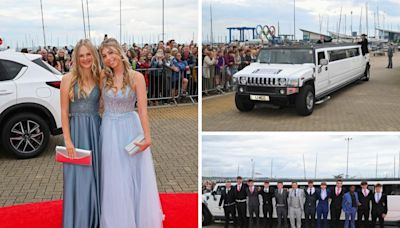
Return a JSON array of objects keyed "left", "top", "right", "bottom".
[
  {"left": 278, "top": 78, "right": 287, "bottom": 86},
  {"left": 287, "top": 78, "right": 299, "bottom": 87},
  {"left": 232, "top": 77, "right": 238, "bottom": 84},
  {"left": 240, "top": 77, "right": 247, "bottom": 85}
]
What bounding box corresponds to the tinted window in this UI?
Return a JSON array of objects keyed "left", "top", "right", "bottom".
[
  {"left": 347, "top": 48, "right": 360, "bottom": 57},
  {"left": 329, "top": 49, "right": 347, "bottom": 62},
  {"left": 32, "top": 58, "right": 62, "bottom": 75},
  {"left": 317, "top": 52, "right": 325, "bottom": 65},
  {"left": 382, "top": 184, "right": 400, "bottom": 195},
  {"left": 258, "top": 49, "right": 314, "bottom": 64},
  {"left": 0, "top": 60, "right": 24, "bottom": 81}
]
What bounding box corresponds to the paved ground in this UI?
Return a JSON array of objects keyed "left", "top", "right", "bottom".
[
  {"left": 0, "top": 104, "right": 198, "bottom": 207},
  {"left": 203, "top": 53, "right": 400, "bottom": 131}
]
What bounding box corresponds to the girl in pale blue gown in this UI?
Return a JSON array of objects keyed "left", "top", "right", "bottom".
[
  {"left": 99, "top": 38, "right": 163, "bottom": 228},
  {"left": 60, "top": 39, "right": 102, "bottom": 228}
]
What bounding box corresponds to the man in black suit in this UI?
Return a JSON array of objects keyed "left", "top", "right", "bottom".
[
  {"left": 304, "top": 180, "right": 318, "bottom": 228},
  {"left": 371, "top": 183, "right": 388, "bottom": 228},
  {"left": 246, "top": 179, "right": 260, "bottom": 228},
  {"left": 259, "top": 181, "right": 274, "bottom": 228},
  {"left": 234, "top": 176, "right": 248, "bottom": 228},
  {"left": 274, "top": 181, "right": 289, "bottom": 228},
  {"left": 357, "top": 181, "right": 373, "bottom": 228},
  {"left": 219, "top": 181, "right": 237, "bottom": 228},
  {"left": 330, "top": 179, "right": 344, "bottom": 228}
]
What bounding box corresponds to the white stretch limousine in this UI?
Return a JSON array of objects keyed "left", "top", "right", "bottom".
[
  {"left": 233, "top": 44, "right": 370, "bottom": 116},
  {"left": 202, "top": 179, "right": 400, "bottom": 226}
]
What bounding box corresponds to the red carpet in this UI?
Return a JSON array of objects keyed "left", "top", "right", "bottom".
[{"left": 0, "top": 193, "right": 197, "bottom": 228}]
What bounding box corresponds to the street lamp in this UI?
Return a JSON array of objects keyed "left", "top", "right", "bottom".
[{"left": 345, "top": 137, "right": 352, "bottom": 179}]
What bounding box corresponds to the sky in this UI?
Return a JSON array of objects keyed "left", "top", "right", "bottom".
[
  {"left": 202, "top": 134, "right": 400, "bottom": 179},
  {"left": 0, "top": 0, "right": 198, "bottom": 49},
  {"left": 202, "top": 0, "right": 400, "bottom": 43}
]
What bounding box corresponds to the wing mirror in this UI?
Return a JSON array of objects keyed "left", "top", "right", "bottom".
[{"left": 320, "top": 59, "right": 328, "bottom": 66}]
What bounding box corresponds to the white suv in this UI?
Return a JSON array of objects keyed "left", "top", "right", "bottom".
[{"left": 0, "top": 50, "right": 62, "bottom": 158}]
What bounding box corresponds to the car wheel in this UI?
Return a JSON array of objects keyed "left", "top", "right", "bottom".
[
  {"left": 363, "top": 64, "right": 370, "bottom": 81},
  {"left": 295, "top": 85, "right": 315, "bottom": 116},
  {"left": 235, "top": 93, "right": 255, "bottom": 112},
  {"left": 202, "top": 205, "right": 213, "bottom": 226},
  {"left": 1, "top": 113, "right": 50, "bottom": 158}
]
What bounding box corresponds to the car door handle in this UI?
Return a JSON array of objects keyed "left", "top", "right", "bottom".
[
  {"left": 0, "top": 90, "right": 14, "bottom": 95},
  {"left": 325, "top": 67, "right": 328, "bottom": 71}
]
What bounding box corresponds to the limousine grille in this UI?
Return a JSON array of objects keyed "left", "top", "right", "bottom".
[{"left": 246, "top": 76, "right": 286, "bottom": 87}]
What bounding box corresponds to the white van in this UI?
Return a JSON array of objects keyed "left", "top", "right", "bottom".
[{"left": 233, "top": 44, "right": 370, "bottom": 116}]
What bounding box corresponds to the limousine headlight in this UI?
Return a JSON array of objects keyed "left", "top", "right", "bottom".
[
  {"left": 287, "top": 78, "right": 299, "bottom": 87},
  {"left": 278, "top": 78, "right": 287, "bottom": 86},
  {"left": 240, "top": 77, "right": 247, "bottom": 85}
]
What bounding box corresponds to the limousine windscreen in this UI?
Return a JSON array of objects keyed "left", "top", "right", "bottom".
[{"left": 258, "top": 48, "right": 314, "bottom": 64}]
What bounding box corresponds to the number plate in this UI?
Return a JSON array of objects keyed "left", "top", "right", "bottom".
[{"left": 250, "top": 95, "right": 270, "bottom": 101}]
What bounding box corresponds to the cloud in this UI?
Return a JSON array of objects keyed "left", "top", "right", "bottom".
[
  {"left": 0, "top": 0, "right": 198, "bottom": 48},
  {"left": 203, "top": 135, "right": 400, "bottom": 179}
]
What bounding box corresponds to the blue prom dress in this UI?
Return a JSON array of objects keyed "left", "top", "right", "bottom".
[
  {"left": 100, "top": 85, "right": 163, "bottom": 228},
  {"left": 62, "top": 84, "right": 101, "bottom": 228}
]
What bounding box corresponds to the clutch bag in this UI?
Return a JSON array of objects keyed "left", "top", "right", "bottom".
[
  {"left": 55, "top": 146, "right": 92, "bottom": 166},
  {"left": 124, "top": 134, "right": 145, "bottom": 155}
]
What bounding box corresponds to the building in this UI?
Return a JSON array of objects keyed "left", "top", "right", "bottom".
[
  {"left": 376, "top": 28, "right": 400, "bottom": 42},
  {"left": 300, "top": 29, "right": 331, "bottom": 42}
]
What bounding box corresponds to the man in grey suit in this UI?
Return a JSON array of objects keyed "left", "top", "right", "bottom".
[
  {"left": 387, "top": 43, "right": 394, "bottom": 68},
  {"left": 288, "top": 181, "right": 305, "bottom": 228},
  {"left": 246, "top": 179, "right": 260, "bottom": 228},
  {"left": 275, "top": 181, "right": 289, "bottom": 228}
]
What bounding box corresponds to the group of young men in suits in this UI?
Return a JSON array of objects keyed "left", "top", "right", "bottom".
[{"left": 218, "top": 177, "right": 388, "bottom": 228}]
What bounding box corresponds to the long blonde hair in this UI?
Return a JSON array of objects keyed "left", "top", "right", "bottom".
[
  {"left": 69, "top": 39, "right": 101, "bottom": 101},
  {"left": 99, "top": 38, "right": 132, "bottom": 93}
]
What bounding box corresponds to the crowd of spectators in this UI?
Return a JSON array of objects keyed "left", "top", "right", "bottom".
[
  {"left": 202, "top": 43, "right": 262, "bottom": 92},
  {"left": 18, "top": 38, "right": 199, "bottom": 105}
]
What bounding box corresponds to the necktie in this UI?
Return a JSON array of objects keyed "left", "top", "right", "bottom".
[
  {"left": 336, "top": 188, "right": 340, "bottom": 196},
  {"left": 251, "top": 187, "right": 253, "bottom": 193},
  {"left": 364, "top": 189, "right": 367, "bottom": 197},
  {"left": 237, "top": 185, "right": 240, "bottom": 191},
  {"left": 294, "top": 189, "right": 297, "bottom": 197},
  {"left": 309, "top": 189, "right": 311, "bottom": 195}
]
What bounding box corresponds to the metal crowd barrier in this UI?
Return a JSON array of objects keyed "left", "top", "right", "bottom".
[
  {"left": 202, "top": 66, "right": 231, "bottom": 94},
  {"left": 136, "top": 66, "right": 198, "bottom": 105}
]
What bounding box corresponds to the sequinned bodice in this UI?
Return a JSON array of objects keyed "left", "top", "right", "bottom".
[
  {"left": 103, "top": 86, "right": 136, "bottom": 114},
  {"left": 69, "top": 84, "right": 100, "bottom": 114}
]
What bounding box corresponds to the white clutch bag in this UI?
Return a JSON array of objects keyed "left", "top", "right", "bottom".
[{"left": 124, "top": 134, "right": 145, "bottom": 155}]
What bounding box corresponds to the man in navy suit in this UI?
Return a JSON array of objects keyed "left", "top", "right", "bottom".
[
  {"left": 343, "top": 185, "right": 360, "bottom": 228},
  {"left": 316, "top": 182, "right": 329, "bottom": 228},
  {"left": 371, "top": 183, "right": 388, "bottom": 228},
  {"left": 219, "top": 181, "right": 237, "bottom": 228},
  {"left": 234, "top": 176, "right": 248, "bottom": 228},
  {"left": 304, "top": 180, "right": 318, "bottom": 228}
]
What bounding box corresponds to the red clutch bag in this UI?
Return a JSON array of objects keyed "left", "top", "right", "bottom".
[{"left": 55, "top": 146, "right": 92, "bottom": 166}]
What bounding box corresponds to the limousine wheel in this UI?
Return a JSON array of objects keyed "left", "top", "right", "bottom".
[
  {"left": 235, "top": 94, "right": 255, "bottom": 112},
  {"left": 1, "top": 113, "right": 50, "bottom": 159},
  {"left": 295, "top": 85, "right": 315, "bottom": 116}
]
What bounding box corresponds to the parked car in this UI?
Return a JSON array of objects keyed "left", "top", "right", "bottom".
[
  {"left": 0, "top": 51, "right": 62, "bottom": 158},
  {"left": 233, "top": 43, "right": 369, "bottom": 116}
]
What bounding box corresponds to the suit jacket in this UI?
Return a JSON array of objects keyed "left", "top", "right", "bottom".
[
  {"left": 288, "top": 188, "right": 305, "bottom": 208},
  {"left": 304, "top": 188, "right": 318, "bottom": 210},
  {"left": 330, "top": 187, "right": 345, "bottom": 210},
  {"left": 371, "top": 192, "right": 388, "bottom": 216},
  {"left": 219, "top": 188, "right": 236, "bottom": 207},
  {"left": 234, "top": 183, "right": 248, "bottom": 201},
  {"left": 246, "top": 186, "right": 260, "bottom": 207},
  {"left": 342, "top": 192, "right": 359, "bottom": 213},
  {"left": 260, "top": 187, "right": 274, "bottom": 208},
  {"left": 274, "top": 188, "right": 289, "bottom": 208},
  {"left": 358, "top": 189, "right": 373, "bottom": 210},
  {"left": 316, "top": 188, "right": 330, "bottom": 208}
]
